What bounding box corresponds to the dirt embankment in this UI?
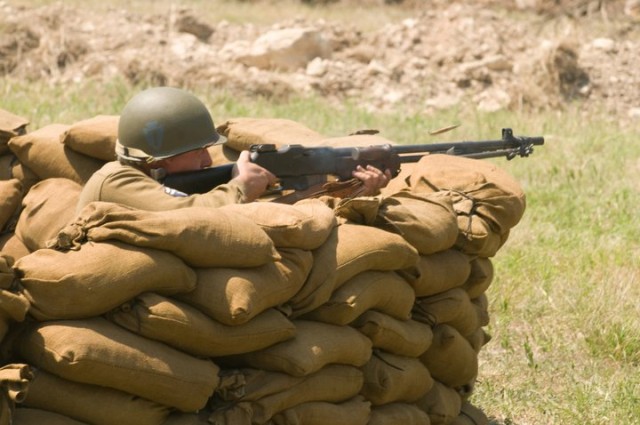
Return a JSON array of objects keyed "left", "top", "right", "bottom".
[{"left": 1, "top": 0, "right": 639, "bottom": 124}]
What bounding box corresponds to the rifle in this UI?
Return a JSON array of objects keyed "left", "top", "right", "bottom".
[{"left": 162, "top": 128, "right": 543, "bottom": 201}]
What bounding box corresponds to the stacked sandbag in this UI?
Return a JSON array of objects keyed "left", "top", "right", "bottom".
[{"left": 1, "top": 115, "right": 522, "bottom": 425}]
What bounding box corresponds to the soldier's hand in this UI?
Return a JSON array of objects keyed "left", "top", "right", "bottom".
[
  {"left": 352, "top": 165, "right": 392, "bottom": 196},
  {"left": 231, "top": 151, "right": 277, "bottom": 202}
]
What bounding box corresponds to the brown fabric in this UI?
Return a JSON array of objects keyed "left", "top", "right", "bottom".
[
  {"left": 0, "top": 363, "right": 33, "bottom": 425},
  {"left": 8, "top": 124, "right": 105, "bottom": 184},
  {"left": 411, "top": 250, "right": 472, "bottom": 297},
  {"left": 15, "top": 241, "right": 197, "bottom": 321},
  {"left": 361, "top": 351, "right": 433, "bottom": 406},
  {"left": 450, "top": 401, "right": 489, "bottom": 425},
  {"left": 286, "top": 226, "right": 338, "bottom": 317},
  {"left": 76, "top": 161, "right": 247, "bottom": 214},
  {"left": 419, "top": 324, "right": 478, "bottom": 388},
  {"left": 178, "top": 248, "right": 312, "bottom": 326},
  {"left": 23, "top": 369, "right": 171, "bottom": 425},
  {"left": 0, "top": 108, "right": 29, "bottom": 155},
  {"left": 466, "top": 328, "right": 491, "bottom": 354},
  {"left": 414, "top": 380, "right": 462, "bottom": 425},
  {"left": 0, "top": 289, "right": 29, "bottom": 323},
  {"left": 0, "top": 154, "right": 13, "bottom": 180},
  {"left": 14, "top": 178, "right": 82, "bottom": 252},
  {"left": 206, "top": 143, "right": 240, "bottom": 165},
  {"left": 0, "top": 255, "right": 13, "bottom": 289},
  {"left": 334, "top": 222, "right": 419, "bottom": 288},
  {"left": 15, "top": 317, "right": 220, "bottom": 412},
  {"left": 352, "top": 311, "right": 433, "bottom": 358},
  {"left": 0, "top": 179, "right": 21, "bottom": 232},
  {"left": 368, "top": 403, "right": 432, "bottom": 425},
  {"left": 210, "top": 365, "right": 364, "bottom": 425},
  {"left": 0, "top": 233, "right": 31, "bottom": 263},
  {"left": 10, "top": 159, "right": 40, "bottom": 194},
  {"left": 379, "top": 162, "right": 416, "bottom": 196},
  {"left": 160, "top": 411, "right": 211, "bottom": 425},
  {"left": 107, "top": 293, "right": 296, "bottom": 357},
  {"left": 268, "top": 396, "right": 371, "bottom": 425},
  {"left": 220, "top": 198, "right": 337, "bottom": 250},
  {"left": 301, "top": 270, "right": 416, "bottom": 326},
  {"left": 231, "top": 320, "right": 372, "bottom": 377},
  {"left": 216, "top": 117, "right": 325, "bottom": 152},
  {"left": 12, "top": 408, "right": 89, "bottom": 425},
  {"left": 60, "top": 115, "right": 119, "bottom": 161},
  {"left": 56, "top": 201, "right": 279, "bottom": 268},
  {"left": 462, "top": 257, "right": 494, "bottom": 298},
  {"left": 412, "top": 288, "right": 481, "bottom": 337},
  {"left": 455, "top": 214, "right": 509, "bottom": 257}
]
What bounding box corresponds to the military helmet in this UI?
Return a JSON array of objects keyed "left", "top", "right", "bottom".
[{"left": 116, "top": 86, "right": 226, "bottom": 163}]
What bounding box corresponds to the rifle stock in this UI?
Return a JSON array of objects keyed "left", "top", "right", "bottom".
[{"left": 162, "top": 128, "right": 544, "bottom": 196}]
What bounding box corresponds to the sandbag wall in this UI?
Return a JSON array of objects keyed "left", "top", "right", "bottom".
[{"left": 0, "top": 111, "right": 527, "bottom": 425}]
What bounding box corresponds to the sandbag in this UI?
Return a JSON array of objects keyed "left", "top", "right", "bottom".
[
  {"left": 15, "top": 241, "right": 197, "bottom": 321},
  {"left": 107, "top": 293, "right": 296, "bottom": 357},
  {"left": 411, "top": 250, "right": 472, "bottom": 297},
  {"left": 14, "top": 178, "right": 82, "bottom": 252},
  {"left": 0, "top": 179, "right": 21, "bottom": 232},
  {"left": 15, "top": 317, "right": 220, "bottom": 412},
  {"left": 12, "top": 408, "right": 88, "bottom": 425},
  {"left": 178, "top": 248, "right": 312, "bottom": 325},
  {"left": 455, "top": 213, "right": 510, "bottom": 257},
  {"left": 8, "top": 124, "right": 105, "bottom": 184},
  {"left": 301, "top": 270, "right": 416, "bottom": 326},
  {"left": 220, "top": 198, "right": 337, "bottom": 250},
  {"left": 60, "top": 115, "right": 119, "bottom": 161},
  {"left": 414, "top": 380, "right": 462, "bottom": 425},
  {"left": 352, "top": 310, "right": 433, "bottom": 358},
  {"left": 0, "top": 155, "right": 39, "bottom": 194},
  {"left": 0, "top": 363, "right": 32, "bottom": 425},
  {"left": 268, "top": 396, "right": 371, "bottom": 425},
  {"left": 229, "top": 320, "right": 372, "bottom": 377},
  {"left": 210, "top": 365, "right": 364, "bottom": 425},
  {"left": 0, "top": 232, "right": 30, "bottom": 263},
  {"left": 419, "top": 324, "right": 478, "bottom": 389},
  {"left": 368, "top": 403, "right": 431, "bottom": 425},
  {"left": 0, "top": 255, "right": 13, "bottom": 289},
  {"left": 22, "top": 369, "right": 171, "bottom": 425},
  {"left": 450, "top": 401, "right": 489, "bottom": 425},
  {"left": 413, "top": 288, "right": 481, "bottom": 337},
  {"left": 361, "top": 351, "right": 433, "bottom": 406},
  {"left": 216, "top": 117, "right": 325, "bottom": 152},
  {"left": 55, "top": 201, "right": 279, "bottom": 268},
  {"left": 0, "top": 289, "right": 29, "bottom": 341},
  {"left": 0, "top": 108, "right": 28, "bottom": 155},
  {"left": 461, "top": 257, "right": 494, "bottom": 298}
]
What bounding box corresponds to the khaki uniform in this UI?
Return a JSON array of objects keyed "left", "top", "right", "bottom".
[{"left": 76, "top": 161, "right": 246, "bottom": 213}]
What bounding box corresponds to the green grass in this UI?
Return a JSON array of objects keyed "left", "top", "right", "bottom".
[{"left": 2, "top": 72, "right": 640, "bottom": 423}]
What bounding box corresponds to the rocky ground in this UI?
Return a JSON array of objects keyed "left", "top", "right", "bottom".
[{"left": 1, "top": 0, "right": 639, "bottom": 126}]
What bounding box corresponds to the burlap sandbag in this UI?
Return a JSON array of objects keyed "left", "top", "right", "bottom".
[
  {"left": 8, "top": 124, "right": 105, "bottom": 184},
  {"left": 408, "top": 154, "right": 526, "bottom": 233},
  {"left": 23, "top": 369, "right": 171, "bottom": 425},
  {"left": 301, "top": 270, "right": 416, "bottom": 326},
  {"left": 411, "top": 250, "right": 472, "bottom": 297},
  {"left": 268, "top": 396, "right": 371, "bottom": 425},
  {"left": 361, "top": 351, "right": 434, "bottom": 406},
  {"left": 14, "top": 178, "right": 82, "bottom": 252},
  {"left": 368, "top": 403, "right": 432, "bottom": 425},
  {"left": 230, "top": 320, "right": 372, "bottom": 377},
  {"left": 466, "top": 327, "right": 491, "bottom": 354},
  {"left": 352, "top": 310, "right": 433, "bottom": 358},
  {"left": 0, "top": 289, "right": 29, "bottom": 341},
  {"left": 11, "top": 408, "right": 89, "bottom": 425},
  {"left": 472, "top": 293, "right": 490, "bottom": 328},
  {"left": 412, "top": 288, "right": 481, "bottom": 337},
  {"left": 160, "top": 411, "right": 210, "bottom": 425},
  {"left": 210, "top": 365, "right": 364, "bottom": 425},
  {"left": 461, "top": 257, "right": 494, "bottom": 298},
  {"left": 450, "top": 401, "right": 489, "bottom": 425},
  {"left": 0, "top": 154, "right": 13, "bottom": 180},
  {"left": 335, "top": 191, "right": 458, "bottom": 255},
  {"left": 15, "top": 317, "right": 220, "bottom": 412},
  {"left": 107, "top": 293, "right": 296, "bottom": 357},
  {"left": 9, "top": 159, "right": 40, "bottom": 194},
  {"left": 0, "top": 364, "right": 32, "bottom": 425},
  {"left": 60, "top": 115, "right": 119, "bottom": 161},
  {"left": 216, "top": 117, "right": 325, "bottom": 152},
  {"left": 15, "top": 241, "right": 197, "bottom": 321},
  {"left": 220, "top": 198, "right": 337, "bottom": 250},
  {"left": 414, "top": 380, "right": 462, "bottom": 425},
  {"left": 455, "top": 213, "right": 510, "bottom": 257},
  {"left": 178, "top": 248, "right": 312, "bottom": 326},
  {"left": 0, "top": 179, "right": 21, "bottom": 232},
  {"left": 0, "top": 108, "right": 28, "bottom": 155},
  {"left": 0, "top": 255, "right": 13, "bottom": 289},
  {"left": 285, "top": 226, "right": 338, "bottom": 318},
  {"left": 55, "top": 201, "right": 279, "bottom": 268},
  {"left": 0, "top": 232, "right": 30, "bottom": 263},
  {"left": 419, "top": 324, "right": 478, "bottom": 389}
]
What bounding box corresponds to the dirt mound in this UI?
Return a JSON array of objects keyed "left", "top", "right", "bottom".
[{"left": 1, "top": 1, "right": 639, "bottom": 124}]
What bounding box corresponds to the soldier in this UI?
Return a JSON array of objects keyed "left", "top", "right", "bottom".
[{"left": 76, "top": 86, "right": 389, "bottom": 212}]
